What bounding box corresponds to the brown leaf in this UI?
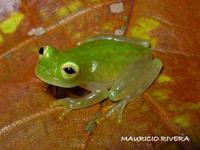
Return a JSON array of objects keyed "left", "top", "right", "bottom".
[{"left": 0, "top": 0, "right": 199, "bottom": 149}]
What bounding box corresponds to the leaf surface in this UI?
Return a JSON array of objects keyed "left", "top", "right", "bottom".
[{"left": 0, "top": 0, "right": 199, "bottom": 149}]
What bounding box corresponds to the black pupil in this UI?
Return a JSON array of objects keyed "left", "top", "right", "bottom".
[
  {"left": 64, "top": 67, "right": 76, "bottom": 74},
  {"left": 39, "top": 47, "right": 44, "bottom": 55}
]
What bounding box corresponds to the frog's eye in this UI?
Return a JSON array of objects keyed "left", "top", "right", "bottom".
[
  {"left": 39, "top": 47, "right": 44, "bottom": 55},
  {"left": 38, "top": 46, "right": 47, "bottom": 59},
  {"left": 38, "top": 46, "right": 55, "bottom": 58},
  {"left": 61, "top": 62, "right": 80, "bottom": 79}
]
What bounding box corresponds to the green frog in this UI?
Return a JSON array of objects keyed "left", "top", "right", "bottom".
[{"left": 35, "top": 35, "right": 162, "bottom": 122}]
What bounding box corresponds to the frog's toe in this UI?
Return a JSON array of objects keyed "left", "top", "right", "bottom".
[
  {"left": 115, "top": 111, "right": 123, "bottom": 123},
  {"left": 50, "top": 99, "right": 72, "bottom": 108},
  {"left": 105, "top": 100, "right": 127, "bottom": 123},
  {"left": 50, "top": 99, "right": 73, "bottom": 120},
  {"left": 58, "top": 108, "right": 72, "bottom": 121}
]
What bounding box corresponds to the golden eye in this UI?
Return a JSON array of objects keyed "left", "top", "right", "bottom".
[{"left": 61, "top": 62, "right": 79, "bottom": 79}]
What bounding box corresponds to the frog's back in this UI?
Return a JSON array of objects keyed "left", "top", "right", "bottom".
[
  {"left": 74, "top": 40, "right": 150, "bottom": 58},
  {"left": 64, "top": 39, "right": 152, "bottom": 83},
  {"left": 71, "top": 40, "right": 152, "bottom": 64}
]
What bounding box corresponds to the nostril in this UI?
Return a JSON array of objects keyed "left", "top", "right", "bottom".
[{"left": 39, "top": 47, "right": 44, "bottom": 55}]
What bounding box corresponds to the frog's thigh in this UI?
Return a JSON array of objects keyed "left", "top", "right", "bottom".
[
  {"left": 108, "top": 58, "right": 162, "bottom": 102},
  {"left": 84, "top": 35, "right": 150, "bottom": 48}
]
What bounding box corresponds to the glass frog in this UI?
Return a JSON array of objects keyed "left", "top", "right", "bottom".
[{"left": 35, "top": 35, "right": 162, "bottom": 122}]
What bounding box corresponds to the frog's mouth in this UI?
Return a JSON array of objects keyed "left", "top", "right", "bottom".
[
  {"left": 36, "top": 74, "right": 78, "bottom": 88},
  {"left": 35, "top": 65, "right": 80, "bottom": 88},
  {"left": 35, "top": 66, "right": 89, "bottom": 99},
  {"left": 37, "top": 74, "right": 89, "bottom": 99}
]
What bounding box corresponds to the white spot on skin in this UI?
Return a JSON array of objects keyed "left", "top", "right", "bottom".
[
  {"left": 110, "top": 2, "right": 124, "bottom": 14},
  {"left": 76, "top": 102, "right": 81, "bottom": 105},
  {"left": 91, "top": 61, "right": 98, "bottom": 72},
  {"left": 53, "top": 77, "right": 59, "bottom": 81},
  {"left": 28, "top": 27, "right": 46, "bottom": 36}
]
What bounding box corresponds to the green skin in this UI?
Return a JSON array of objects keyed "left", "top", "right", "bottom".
[{"left": 35, "top": 35, "right": 162, "bottom": 122}]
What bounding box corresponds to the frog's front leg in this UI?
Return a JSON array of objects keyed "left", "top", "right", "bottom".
[
  {"left": 50, "top": 90, "right": 108, "bottom": 120},
  {"left": 103, "top": 58, "right": 162, "bottom": 123}
]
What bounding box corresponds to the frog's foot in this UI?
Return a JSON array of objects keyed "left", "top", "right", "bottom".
[
  {"left": 100, "top": 100, "right": 128, "bottom": 123},
  {"left": 50, "top": 99, "right": 74, "bottom": 121}
]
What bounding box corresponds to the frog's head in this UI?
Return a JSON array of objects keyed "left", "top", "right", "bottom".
[{"left": 35, "top": 45, "right": 80, "bottom": 88}]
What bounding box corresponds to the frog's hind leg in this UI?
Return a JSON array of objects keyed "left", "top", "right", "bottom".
[
  {"left": 84, "top": 35, "right": 151, "bottom": 48},
  {"left": 103, "top": 58, "right": 162, "bottom": 123}
]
